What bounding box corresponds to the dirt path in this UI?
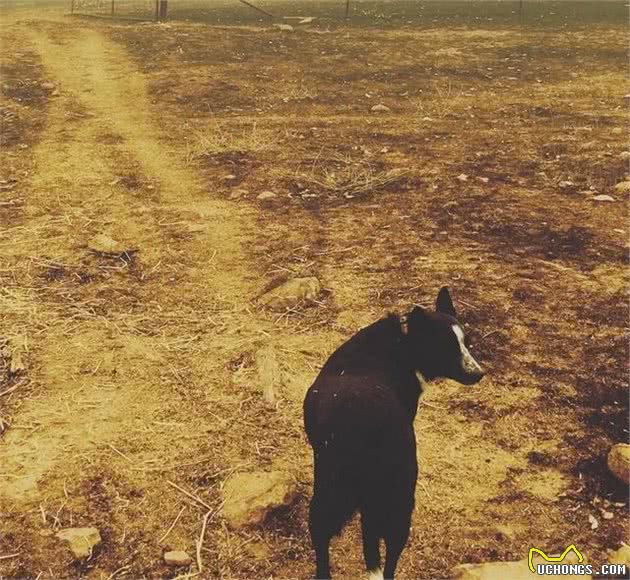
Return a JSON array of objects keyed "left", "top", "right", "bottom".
[{"left": 0, "top": 21, "right": 257, "bottom": 502}]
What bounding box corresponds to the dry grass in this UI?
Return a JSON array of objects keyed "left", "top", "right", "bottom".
[
  {"left": 185, "top": 121, "right": 279, "bottom": 163},
  {"left": 283, "top": 154, "right": 408, "bottom": 199}
]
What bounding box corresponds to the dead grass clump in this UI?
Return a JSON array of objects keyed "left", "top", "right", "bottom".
[
  {"left": 413, "top": 81, "right": 469, "bottom": 120},
  {"left": 284, "top": 154, "right": 408, "bottom": 200},
  {"left": 185, "top": 121, "right": 276, "bottom": 163}
]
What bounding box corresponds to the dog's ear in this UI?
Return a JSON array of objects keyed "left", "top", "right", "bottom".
[{"left": 436, "top": 286, "right": 457, "bottom": 317}]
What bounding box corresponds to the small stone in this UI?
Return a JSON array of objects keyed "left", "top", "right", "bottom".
[
  {"left": 589, "top": 513, "right": 599, "bottom": 530},
  {"left": 87, "top": 234, "right": 135, "bottom": 256},
  {"left": 611, "top": 127, "right": 623, "bottom": 135},
  {"left": 257, "top": 191, "right": 277, "bottom": 201},
  {"left": 608, "top": 443, "right": 630, "bottom": 484},
  {"left": 559, "top": 180, "right": 574, "bottom": 189},
  {"left": 493, "top": 524, "right": 515, "bottom": 541},
  {"left": 456, "top": 173, "right": 469, "bottom": 182},
  {"left": 601, "top": 510, "right": 614, "bottom": 520},
  {"left": 618, "top": 151, "right": 630, "bottom": 161},
  {"left": 257, "top": 276, "right": 321, "bottom": 310},
  {"left": 224, "top": 174, "right": 237, "bottom": 181},
  {"left": 40, "top": 81, "right": 56, "bottom": 91},
  {"left": 164, "top": 550, "right": 192, "bottom": 567},
  {"left": 371, "top": 104, "right": 390, "bottom": 113},
  {"left": 273, "top": 23, "right": 294, "bottom": 32},
  {"left": 229, "top": 189, "right": 249, "bottom": 200},
  {"left": 613, "top": 181, "right": 630, "bottom": 195},
  {"left": 453, "top": 549, "right": 588, "bottom": 579},
  {"left": 453, "top": 560, "right": 536, "bottom": 579},
  {"left": 592, "top": 194, "right": 615, "bottom": 202},
  {"left": 222, "top": 470, "right": 295, "bottom": 528},
  {"left": 608, "top": 544, "right": 630, "bottom": 567},
  {"left": 56, "top": 527, "right": 101, "bottom": 560}
]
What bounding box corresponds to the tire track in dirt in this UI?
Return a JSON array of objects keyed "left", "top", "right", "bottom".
[{"left": 0, "top": 22, "right": 258, "bottom": 503}]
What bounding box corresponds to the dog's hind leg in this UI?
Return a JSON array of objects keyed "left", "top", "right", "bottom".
[
  {"left": 382, "top": 517, "right": 410, "bottom": 580},
  {"left": 309, "top": 493, "right": 333, "bottom": 580},
  {"left": 360, "top": 509, "right": 382, "bottom": 578}
]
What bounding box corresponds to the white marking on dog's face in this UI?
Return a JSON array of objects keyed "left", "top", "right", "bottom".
[
  {"left": 368, "top": 568, "right": 384, "bottom": 580},
  {"left": 452, "top": 325, "right": 483, "bottom": 376}
]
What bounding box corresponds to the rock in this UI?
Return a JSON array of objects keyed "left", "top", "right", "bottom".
[
  {"left": 601, "top": 510, "right": 614, "bottom": 520},
  {"left": 608, "top": 443, "right": 630, "bottom": 484},
  {"left": 592, "top": 194, "right": 615, "bottom": 202},
  {"left": 224, "top": 174, "right": 237, "bottom": 181},
  {"left": 257, "top": 277, "right": 321, "bottom": 310},
  {"left": 558, "top": 180, "right": 575, "bottom": 189},
  {"left": 370, "top": 104, "right": 390, "bottom": 113},
  {"left": 589, "top": 513, "right": 599, "bottom": 530},
  {"left": 255, "top": 345, "right": 281, "bottom": 406},
  {"left": 164, "top": 550, "right": 192, "bottom": 567},
  {"left": 456, "top": 173, "right": 469, "bottom": 182},
  {"left": 246, "top": 541, "right": 272, "bottom": 560},
  {"left": 493, "top": 524, "right": 515, "bottom": 541},
  {"left": 452, "top": 561, "right": 534, "bottom": 579},
  {"left": 40, "top": 81, "right": 56, "bottom": 91},
  {"left": 453, "top": 549, "right": 588, "bottom": 579},
  {"left": 229, "top": 189, "right": 249, "bottom": 200},
  {"left": 613, "top": 181, "right": 630, "bottom": 194},
  {"left": 256, "top": 191, "right": 277, "bottom": 201},
  {"left": 56, "top": 527, "right": 101, "bottom": 560},
  {"left": 87, "top": 234, "right": 135, "bottom": 256},
  {"left": 611, "top": 127, "right": 623, "bottom": 135},
  {"left": 608, "top": 544, "right": 630, "bottom": 567},
  {"left": 273, "top": 24, "right": 294, "bottom": 32},
  {"left": 619, "top": 151, "right": 630, "bottom": 161},
  {"left": 222, "top": 470, "right": 294, "bottom": 528}
]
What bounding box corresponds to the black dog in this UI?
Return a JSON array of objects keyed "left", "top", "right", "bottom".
[{"left": 303, "top": 287, "right": 484, "bottom": 579}]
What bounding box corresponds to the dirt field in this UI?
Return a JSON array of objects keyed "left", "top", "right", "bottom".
[{"left": 0, "top": 2, "right": 628, "bottom": 578}]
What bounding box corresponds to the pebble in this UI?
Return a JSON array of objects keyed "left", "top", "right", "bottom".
[
  {"left": 164, "top": 550, "right": 192, "bottom": 567},
  {"left": 56, "top": 527, "right": 101, "bottom": 560}
]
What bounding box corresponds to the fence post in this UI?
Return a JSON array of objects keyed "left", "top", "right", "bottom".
[
  {"left": 345, "top": 0, "right": 350, "bottom": 20},
  {"left": 155, "top": 0, "right": 159, "bottom": 21},
  {"left": 158, "top": 0, "right": 168, "bottom": 21},
  {"left": 111, "top": 0, "right": 114, "bottom": 16},
  {"left": 71, "top": 0, "right": 74, "bottom": 13}
]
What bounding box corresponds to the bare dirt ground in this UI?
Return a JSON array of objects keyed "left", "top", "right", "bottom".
[{"left": 0, "top": 5, "right": 628, "bottom": 579}]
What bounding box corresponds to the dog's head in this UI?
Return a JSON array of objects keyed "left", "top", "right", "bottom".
[{"left": 406, "top": 286, "right": 484, "bottom": 385}]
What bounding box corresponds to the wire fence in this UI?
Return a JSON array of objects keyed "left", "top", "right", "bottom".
[
  {"left": 68, "top": 0, "right": 630, "bottom": 27},
  {"left": 70, "top": 0, "right": 165, "bottom": 20}
]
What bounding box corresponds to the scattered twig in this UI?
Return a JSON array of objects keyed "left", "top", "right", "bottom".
[
  {"left": 196, "top": 510, "right": 212, "bottom": 573},
  {"left": 0, "top": 384, "right": 20, "bottom": 397},
  {"left": 482, "top": 329, "right": 499, "bottom": 339},
  {"left": 420, "top": 399, "right": 446, "bottom": 410},
  {"left": 167, "top": 481, "right": 213, "bottom": 511},
  {"left": 158, "top": 505, "right": 186, "bottom": 544},
  {"left": 108, "top": 444, "right": 133, "bottom": 464},
  {"left": 0, "top": 553, "right": 20, "bottom": 561},
  {"left": 107, "top": 565, "right": 131, "bottom": 579}
]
